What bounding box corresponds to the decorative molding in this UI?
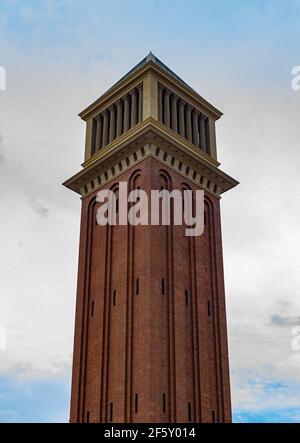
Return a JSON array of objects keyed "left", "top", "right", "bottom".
[
  {"left": 65, "top": 142, "right": 235, "bottom": 199},
  {"left": 63, "top": 120, "right": 238, "bottom": 199}
]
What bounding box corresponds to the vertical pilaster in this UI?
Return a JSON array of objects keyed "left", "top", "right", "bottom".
[
  {"left": 109, "top": 105, "right": 116, "bottom": 143},
  {"left": 178, "top": 99, "right": 185, "bottom": 137},
  {"left": 142, "top": 74, "right": 158, "bottom": 121},
  {"left": 116, "top": 100, "right": 123, "bottom": 138},
  {"left": 130, "top": 89, "right": 138, "bottom": 127},
  {"left": 137, "top": 85, "right": 143, "bottom": 123},
  {"left": 96, "top": 114, "right": 103, "bottom": 152},
  {"left": 185, "top": 104, "right": 192, "bottom": 142},
  {"left": 199, "top": 114, "right": 207, "bottom": 152},
  {"left": 171, "top": 94, "right": 178, "bottom": 132},
  {"left": 163, "top": 89, "right": 171, "bottom": 128},
  {"left": 192, "top": 110, "right": 199, "bottom": 146},
  {"left": 102, "top": 109, "right": 109, "bottom": 148},
  {"left": 158, "top": 83, "right": 163, "bottom": 122},
  {"left": 123, "top": 95, "right": 130, "bottom": 132},
  {"left": 208, "top": 118, "right": 217, "bottom": 159},
  {"left": 84, "top": 118, "right": 94, "bottom": 160}
]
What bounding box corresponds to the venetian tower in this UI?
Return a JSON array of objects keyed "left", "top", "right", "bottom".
[{"left": 64, "top": 53, "right": 238, "bottom": 423}]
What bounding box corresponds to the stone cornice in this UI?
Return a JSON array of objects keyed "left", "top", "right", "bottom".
[{"left": 63, "top": 119, "right": 238, "bottom": 198}]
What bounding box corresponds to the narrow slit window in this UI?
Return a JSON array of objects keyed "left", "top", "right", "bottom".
[
  {"left": 109, "top": 402, "right": 113, "bottom": 422},
  {"left": 207, "top": 300, "right": 211, "bottom": 317},
  {"left": 163, "top": 393, "right": 166, "bottom": 413},
  {"left": 91, "top": 301, "right": 94, "bottom": 317},
  {"left": 188, "top": 402, "right": 192, "bottom": 422},
  {"left": 136, "top": 278, "right": 139, "bottom": 295},
  {"left": 212, "top": 410, "right": 215, "bottom": 423},
  {"left": 113, "top": 290, "right": 116, "bottom": 306},
  {"left": 86, "top": 410, "right": 90, "bottom": 423},
  {"left": 135, "top": 394, "right": 138, "bottom": 413},
  {"left": 204, "top": 211, "right": 207, "bottom": 226},
  {"left": 161, "top": 278, "right": 165, "bottom": 295},
  {"left": 185, "top": 289, "right": 189, "bottom": 306}
]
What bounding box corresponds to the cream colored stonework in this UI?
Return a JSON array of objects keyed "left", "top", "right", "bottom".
[{"left": 64, "top": 55, "right": 238, "bottom": 198}]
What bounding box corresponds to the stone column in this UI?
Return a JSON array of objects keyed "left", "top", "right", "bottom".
[
  {"left": 130, "top": 89, "right": 138, "bottom": 127},
  {"left": 123, "top": 95, "right": 130, "bottom": 132},
  {"left": 163, "top": 89, "right": 171, "bottom": 127},
  {"left": 102, "top": 109, "right": 109, "bottom": 148},
  {"left": 185, "top": 104, "right": 192, "bottom": 142},
  {"left": 137, "top": 85, "right": 143, "bottom": 123},
  {"left": 199, "top": 114, "right": 207, "bottom": 152},
  {"left": 116, "top": 99, "right": 123, "bottom": 138},
  {"left": 171, "top": 93, "right": 178, "bottom": 132},
  {"left": 95, "top": 114, "right": 103, "bottom": 151},
  {"left": 158, "top": 84, "right": 163, "bottom": 122},
  {"left": 192, "top": 109, "right": 199, "bottom": 146},
  {"left": 178, "top": 99, "right": 185, "bottom": 137},
  {"left": 109, "top": 105, "right": 116, "bottom": 143}
]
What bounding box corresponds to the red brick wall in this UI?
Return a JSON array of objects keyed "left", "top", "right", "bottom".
[{"left": 70, "top": 156, "right": 231, "bottom": 423}]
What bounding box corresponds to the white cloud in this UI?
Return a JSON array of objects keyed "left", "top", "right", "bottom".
[{"left": 232, "top": 369, "right": 300, "bottom": 413}]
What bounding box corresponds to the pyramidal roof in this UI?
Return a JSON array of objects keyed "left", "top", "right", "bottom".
[
  {"left": 79, "top": 52, "right": 222, "bottom": 120},
  {"left": 108, "top": 51, "right": 190, "bottom": 92}
]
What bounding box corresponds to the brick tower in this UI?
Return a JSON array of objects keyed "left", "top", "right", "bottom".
[{"left": 64, "top": 53, "right": 238, "bottom": 423}]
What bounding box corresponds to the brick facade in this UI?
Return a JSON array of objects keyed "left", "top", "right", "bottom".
[{"left": 69, "top": 157, "right": 232, "bottom": 423}]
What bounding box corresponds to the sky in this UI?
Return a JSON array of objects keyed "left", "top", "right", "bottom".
[{"left": 0, "top": 0, "right": 300, "bottom": 423}]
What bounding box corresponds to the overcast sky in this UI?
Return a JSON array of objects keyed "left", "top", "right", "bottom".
[{"left": 0, "top": 0, "right": 300, "bottom": 422}]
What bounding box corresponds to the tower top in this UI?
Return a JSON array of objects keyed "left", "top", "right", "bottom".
[
  {"left": 64, "top": 54, "right": 238, "bottom": 198},
  {"left": 79, "top": 53, "right": 222, "bottom": 122}
]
